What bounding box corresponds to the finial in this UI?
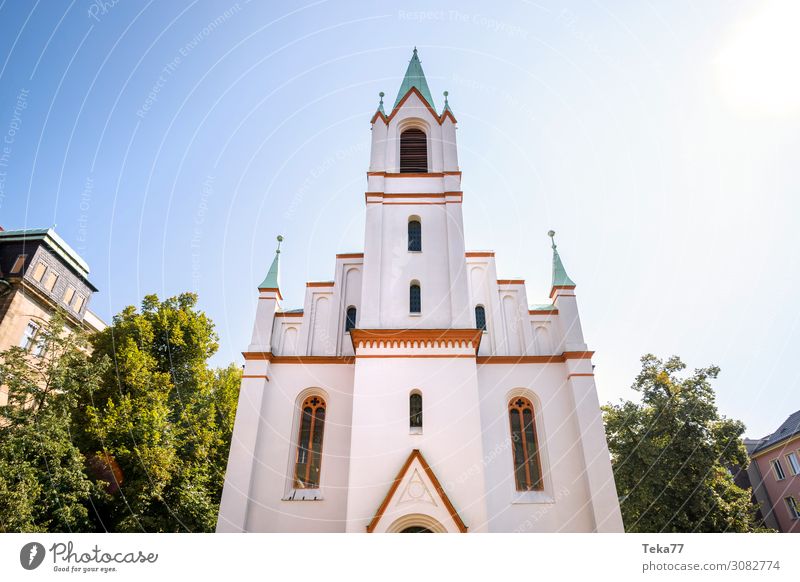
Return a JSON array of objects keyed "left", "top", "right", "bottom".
[
  {"left": 443, "top": 90, "right": 449, "bottom": 104},
  {"left": 413, "top": 46, "right": 418, "bottom": 55},
  {"left": 276, "top": 235, "right": 284, "bottom": 254},
  {"left": 547, "top": 230, "right": 557, "bottom": 249},
  {"left": 379, "top": 91, "right": 384, "bottom": 104}
]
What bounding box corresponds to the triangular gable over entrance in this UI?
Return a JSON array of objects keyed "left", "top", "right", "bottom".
[{"left": 366, "top": 449, "right": 468, "bottom": 533}]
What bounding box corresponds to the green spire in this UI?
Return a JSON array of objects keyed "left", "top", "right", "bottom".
[
  {"left": 548, "top": 230, "right": 575, "bottom": 287},
  {"left": 442, "top": 90, "right": 451, "bottom": 113},
  {"left": 259, "top": 235, "right": 283, "bottom": 290},
  {"left": 393, "top": 47, "right": 435, "bottom": 110}
]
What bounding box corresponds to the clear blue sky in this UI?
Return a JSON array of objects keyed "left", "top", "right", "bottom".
[{"left": 1, "top": 0, "right": 798, "bottom": 439}]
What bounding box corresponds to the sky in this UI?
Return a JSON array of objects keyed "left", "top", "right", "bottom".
[{"left": 0, "top": 0, "right": 798, "bottom": 439}]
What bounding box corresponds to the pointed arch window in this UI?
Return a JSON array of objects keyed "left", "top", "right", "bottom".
[
  {"left": 410, "top": 282, "right": 421, "bottom": 313},
  {"left": 410, "top": 392, "right": 422, "bottom": 429},
  {"left": 475, "top": 305, "right": 486, "bottom": 331},
  {"left": 509, "top": 397, "right": 543, "bottom": 491},
  {"left": 294, "top": 395, "right": 326, "bottom": 489},
  {"left": 345, "top": 306, "right": 357, "bottom": 333},
  {"left": 408, "top": 219, "right": 422, "bottom": 252},
  {"left": 400, "top": 128, "right": 427, "bottom": 173}
]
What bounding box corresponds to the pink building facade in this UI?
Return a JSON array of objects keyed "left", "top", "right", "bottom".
[{"left": 749, "top": 412, "right": 800, "bottom": 533}]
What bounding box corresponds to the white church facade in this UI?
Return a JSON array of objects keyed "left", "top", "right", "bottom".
[{"left": 217, "top": 50, "right": 624, "bottom": 533}]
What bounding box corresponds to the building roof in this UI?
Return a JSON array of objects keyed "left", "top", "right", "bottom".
[
  {"left": 258, "top": 235, "right": 283, "bottom": 290},
  {"left": 393, "top": 47, "right": 436, "bottom": 111},
  {"left": 751, "top": 410, "right": 800, "bottom": 454},
  {"left": 548, "top": 230, "right": 576, "bottom": 288},
  {"left": 0, "top": 227, "right": 92, "bottom": 280}
]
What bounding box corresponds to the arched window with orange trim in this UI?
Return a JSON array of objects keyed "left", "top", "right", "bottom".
[
  {"left": 294, "top": 395, "right": 326, "bottom": 489},
  {"left": 508, "top": 397, "right": 543, "bottom": 491}
]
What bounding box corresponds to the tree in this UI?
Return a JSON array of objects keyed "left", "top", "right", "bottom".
[
  {"left": 73, "top": 293, "right": 239, "bottom": 532},
  {"left": 0, "top": 312, "right": 108, "bottom": 532},
  {"left": 603, "top": 354, "right": 763, "bottom": 532}
]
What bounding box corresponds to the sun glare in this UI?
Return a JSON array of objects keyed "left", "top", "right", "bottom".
[{"left": 715, "top": 0, "right": 800, "bottom": 116}]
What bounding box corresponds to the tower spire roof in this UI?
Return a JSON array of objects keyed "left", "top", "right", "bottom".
[
  {"left": 258, "top": 235, "right": 283, "bottom": 290},
  {"left": 548, "top": 230, "right": 575, "bottom": 288},
  {"left": 393, "top": 47, "right": 435, "bottom": 110}
]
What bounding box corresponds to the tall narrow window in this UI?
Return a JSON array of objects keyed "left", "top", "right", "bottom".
[
  {"left": 409, "top": 282, "right": 421, "bottom": 313},
  {"left": 475, "top": 305, "right": 486, "bottom": 331},
  {"left": 345, "top": 306, "right": 357, "bottom": 333},
  {"left": 408, "top": 219, "right": 422, "bottom": 251},
  {"left": 787, "top": 497, "right": 800, "bottom": 519},
  {"left": 32, "top": 262, "right": 47, "bottom": 282},
  {"left": 400, "top": 128, "right": 427, "bottom": 173},
  {"left": 73, "top": 295, "right": 85, "bottom": 312},
  {"left": 63, "top": 285, "right": 76, "bottom": 306},
  {"left": 20, "top": 321, "right": 39, "bottom": 351},
  {"left": 294, "top": 395, "right": 326, "bottom": 489},
  {"left": 410, "top": 392, "right": 422, "bottom": 429},
  {"left": 509, "top": 397, "right": 543, "bottom": 491},
  {"left": 44, "top": 271, "right": 59, "bottom": 292},
  {"left": 773, "top": 459, "right": 786, "bottom": 480},
  {"left": 10, "top": 254, "right": 26, "bottom": 274},
  {"left": 787, "top": 452, "right": 800, "bottom": 476}
]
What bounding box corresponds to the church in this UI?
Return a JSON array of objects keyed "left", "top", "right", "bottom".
[{"left": 217, "top": 49, "right": 623, "bottom": 533}]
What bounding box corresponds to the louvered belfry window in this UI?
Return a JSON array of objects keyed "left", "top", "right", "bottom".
[{"left": 400, "top": 128, "right": 428, "bottom": 173}]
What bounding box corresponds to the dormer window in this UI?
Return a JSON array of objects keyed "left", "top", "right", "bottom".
[{"left": 400, "top": 128, "right": 427, "bottom": 173}]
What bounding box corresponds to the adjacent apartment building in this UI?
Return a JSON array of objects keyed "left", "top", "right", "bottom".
[
  {"left": 747, "top": 411, "right": 800, "bottom": 532},
  {"left": 0, "top": 227, "right": 105, "bottom": 405}
]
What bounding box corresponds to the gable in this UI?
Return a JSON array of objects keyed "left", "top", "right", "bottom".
[{"left": 366, "top": 449, "right": 468, "bottom": 533}]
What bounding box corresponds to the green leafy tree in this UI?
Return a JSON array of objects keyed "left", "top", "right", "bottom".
[
  {"left": 603, "top": 354, "right": 763, "bottom": 532},
  {"left": 74, "top": 293, "right": 239, "bottom": 532},
  {"left": 0, "top": 312, "right": 108, "bottom": 532}
]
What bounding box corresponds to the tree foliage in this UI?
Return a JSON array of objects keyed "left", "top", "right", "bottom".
[
  {"left": 603, "top": 354, "right": 764, "bottom": 532},
  {"left": 0, "top": 294, "right": 240, "bottom": 532},
  {"left": 0, "top": 312, "right": 108, "bottom": 532}
]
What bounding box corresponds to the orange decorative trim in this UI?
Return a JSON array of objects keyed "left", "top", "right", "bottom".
[
  {"left": 568, "top": 373, "right": 594, "bottom": 379},
  {"left": 243, "top": 351, "right": 272, "bottom": 360},
  {"left": 563, "top": 351, "right": 594, "bottom": 360},
  {"left": 385, "top": 87, "right": 445, "bottom": 125},
  {"left": 549, "top": 284, "right": 576, "bottom": 299},
  {"left": 369, "top": 201, "right": 446, "bottom": 206},
  {"left": 242, "top": 352, "right": 355, "bottom": 364},
  {"left": 366, "top": 171, "right": 462, "bottom": 178},
  {"left": 529, "top": 309, "right": 558, "bottom": 315},
  {"left": 440, "top": 109, "right": 457, "bottom": 124},
  {"left": 356, "top": 354, "right": 475, "bottom": 359},
  {"left": 242, "top": 374, "right": 269, "bottom": 380},
  {"left": 272, "top": 355, "right": 354, "bottom": 364},
  {"left": 306, "top": 281, "right": 334, "bottom": 288},
  {"left": 275, "top": 312, "right": 303, "bottom": 317},
  {"left": 258, "top": 287, "right": 283, "bottom": 300},
  {"left": 350, "top": 328, "right": 483, "bottom": 354},
  {"left": 497, "top": 279, "right": 525, "bottom": 285},
  {"left": 370, "top": 110, "right": 388, "bottom": 124},
  {"left": 465, "top": 251, "right": 494, "bottom": 258},
  {"left": 336, "top": 252, "right": 364, "bottom": 259},
  {"left": 477, "top": 355, "right": 564, "bottom": 364},
  {"left": 366, "top": 449, "right": 468, "bottom": 533}
]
